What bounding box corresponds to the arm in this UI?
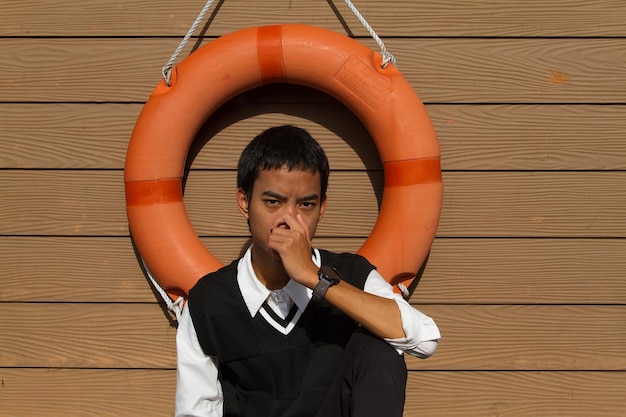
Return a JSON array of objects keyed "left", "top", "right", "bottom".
[
  {"left": 320, "top": 269, "right": 441, "bottom": 358},
  {"left": 270, "top": 214, "right": 440, "bottom": 349},
  {"left": 362, "top": 270, "right": 441, "bottom": 358},
  {"left": 322, "top": 276, "right": 407, "bottom": 339},
  {"left": 175, "top": 304, "right": 223, "bottom": 417},
  {"left": 270, "top": 214, "right": 405, "bottom": 339}
]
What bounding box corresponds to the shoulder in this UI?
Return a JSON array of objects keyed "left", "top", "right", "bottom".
[
  {"left": 317, "top": 249, "right": 375, "bottom": 288},
  {"left": 187, "top": 258, "right": 249, "bottom": 327},
  {"left": 318, "top": 249, "right": 374, "bottom": 269},
  {"left": 189, "top": 259, "right": 240, "bottom": 299}
]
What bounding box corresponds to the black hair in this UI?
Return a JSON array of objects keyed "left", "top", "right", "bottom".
[{"left": 237, "top": 125, "right": 329, "bottom": 200}]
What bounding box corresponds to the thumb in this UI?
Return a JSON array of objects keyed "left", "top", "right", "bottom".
[{"left": 296, "top": 214, "right": 310, "bottom": 240}]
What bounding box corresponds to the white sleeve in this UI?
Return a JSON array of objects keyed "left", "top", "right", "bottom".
[
  {"left": 175, "top": 303, "right": 223, "bottom": 417},
  {"left": 363, "top": 270, "right": 441, "bottom": 358}
]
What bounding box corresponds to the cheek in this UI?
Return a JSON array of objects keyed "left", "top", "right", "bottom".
[
  {"left": 248, "top": 208, "right": 275, "bottom": 233},
  {"left": 302, "top": 213, "right": 322, "bottom": 232}
]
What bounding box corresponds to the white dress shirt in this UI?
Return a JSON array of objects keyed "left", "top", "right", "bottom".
[{"left": 175, "top": 247, "right": 440, "bottom": 417}]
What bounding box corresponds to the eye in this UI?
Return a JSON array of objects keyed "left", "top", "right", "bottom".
[
  {"left": 300, "top": 201, "right": 315, "bottom": 209},
  {"left": 265, "top": 199, "right": 279, "bottom": 206}
]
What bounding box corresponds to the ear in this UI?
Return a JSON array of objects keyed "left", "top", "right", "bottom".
[
  {"left": 318, "top": 195, "right": 327, "bottom": 220},
  {"left": 236, "top": 189, "right": 249, "bottom": 220}
]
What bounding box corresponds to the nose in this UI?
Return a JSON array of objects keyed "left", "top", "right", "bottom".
[
  {"left": 284, "top": 203, "right": 297, "bottom": 216},
  {"left": 274, "top": 204, "right": 297, "bottom": 229}
]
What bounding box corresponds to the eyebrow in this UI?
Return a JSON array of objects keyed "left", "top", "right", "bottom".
[{"left": 261, "top": 191, "right": 320, "bottom": 201}]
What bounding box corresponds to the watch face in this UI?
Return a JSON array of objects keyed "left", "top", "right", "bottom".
[
  {"left": 313, "top": 265, "right": 341, "bottom": 301},
  {"left": 320, "top": 265, "right": 341, "bottom": 283}
]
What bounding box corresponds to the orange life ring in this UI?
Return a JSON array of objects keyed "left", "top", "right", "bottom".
[{"left": 125, "top": 24, "right": 442, "bottom": 300}]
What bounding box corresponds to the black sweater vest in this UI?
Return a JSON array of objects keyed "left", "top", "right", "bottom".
[{"left": 187, "top": 250, "right": 375, "bottom": 417}]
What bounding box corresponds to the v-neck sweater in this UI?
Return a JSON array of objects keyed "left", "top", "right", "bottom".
[{"left": 187, "top": 249, "right": 373, "bottom": 417}]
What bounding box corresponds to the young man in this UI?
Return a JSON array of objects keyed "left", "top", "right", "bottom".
[{"left": 175, "top": 126, "right": 440, "bottom": 417}]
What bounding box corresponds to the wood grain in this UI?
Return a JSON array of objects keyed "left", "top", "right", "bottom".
[
  {"left": 404, "top": 371, "right": 626, "bottom": 417},
  {"left": 2, "top": 170, "right": 625, "bottom": 237},
  {"left": 3, "top": 0, "right": 626, "bottom": 37},
  {"left": 432, "top": 104, "right": 626, "bottom": 170},
  {"left": 2, "top": 303, "right": 624, "bottom": 371},
  {"left": 3, "top": 103, "right": 626, "bottom": 170},
  {"left": 410, "top": 305, "right": 626, "bottom": 371},
  {"left": 0, "top": 368, "right": 176, "bottom": 417},
  {"left": 416, "top": 238, "right": 626, "bottom": 304},
  {"left": 1, "top": 369, "right": 624, "bottom": 417},
  {"left": 2, "top": 237, "right": 625, "bottom": 304},
  {"left": 0, "top": 303, "right": 177, "bottom": 369},
  {"left": 2, "top": 1, "right": 625, "bottom": 415},
  {"left": 2, "top": 38, "right": 625, "bottom": 103},
  {"left": 439, "top": 172, "right": 626, "bottom": 237},
  {"left": 0, "top": 98, "right": 378, "bottom": 170}
]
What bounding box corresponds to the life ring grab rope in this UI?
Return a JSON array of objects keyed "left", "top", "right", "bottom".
[
  {"left": 162, "top": 0, "right": 396, "bottom": 87},
  {"left": 142, "top": 256, "right": 185, "bottom": 320},
  {"left": 125, "top": 25, "right": 442, "bottom": 309}
]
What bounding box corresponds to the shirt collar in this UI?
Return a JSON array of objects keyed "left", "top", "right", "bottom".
[{"left": 237, "top": 246, "right": 320, "bottom": 317}]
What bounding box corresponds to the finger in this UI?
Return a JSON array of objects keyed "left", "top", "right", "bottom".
[
  {"left": 296, "top": 214, "right": 310, "bottom": 240},
  {"left": 269, "top": 230, "right": 293, "bottom": 244}
]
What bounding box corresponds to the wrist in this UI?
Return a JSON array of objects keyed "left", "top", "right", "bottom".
[
  {"left": 312, "top": 265, "right": 341, "bottom": 301},
  {"left": 294, "top": 263, "right": 320, "bottom": 289}
]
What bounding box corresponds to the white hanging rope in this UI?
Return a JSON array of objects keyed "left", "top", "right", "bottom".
[
  {"left": 161, "top": 0, "right": 396, "bottom": 87},
  {"left": 155, "top": 1, "right": 219, "bottom": 316},
  {"left": 342, "top": 0, "right": 397, "bottom": 68},
  {"left": 397, "top": 283, "right": 410, "bottom": 300},
  {"left": 162, "top": 0, "right": 217, "bottom": 86},
  {"left": 140, "top": 256, "right": 185, "bottom": 321}
]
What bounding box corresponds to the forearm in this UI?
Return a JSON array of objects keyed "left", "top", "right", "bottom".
[
  {"left": 336, "top": 268, "right": 441, "bottom": 357},
  {"left": 324, "top": 279, "right": 406, "bottom": 339},
  {"left": 287, "top": 248, "right": 440, "bottom": 352},
  {"left": 293, "top": 260, "right": 405, "bottom": 339}
]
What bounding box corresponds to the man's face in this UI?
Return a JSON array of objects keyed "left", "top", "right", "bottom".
[{"left": 237, "top": 166, "right": 326, "bottom": 262}]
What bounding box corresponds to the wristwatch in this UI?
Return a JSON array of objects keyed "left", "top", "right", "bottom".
[{"left": 312, "top": 265, "right": 341, "bottom": 301}]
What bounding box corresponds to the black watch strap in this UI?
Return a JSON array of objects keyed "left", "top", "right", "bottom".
[{"left": 312, "top": 265, "right": 341, "bottom": 301}]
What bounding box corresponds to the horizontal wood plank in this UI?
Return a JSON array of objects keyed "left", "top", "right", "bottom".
[
  {"left": 0, "top": 368, "right": 175, "bottom": 417},
  {"left": 0, "top": 98, "right": 379, "bottom": 170},
  {"left": 2, "top": 38, "right": 625, "bottom": 103},
  {"left": 433, "top": 104, "right": 626, "bottom": 170},
  {"left": 3, "top": 103, "right": 626, "bottom": 170},
  {"left": 439, "top": 171, "right": 626, "bottom": 237},
  {"left": 1, "top": 170, "right": 625, "bottom": 237},
  {"left": 2, "top": 237, "right": 625, "bottom": 304},
  {"left": 404, "top": 371, "right": 626, "bottom": 417},
  {"left": 3, "top": 0, "right": 626, "bottom": 37},
  {"left": 2, "top": 304, "right": 625, "bottom": 371},
  {"left": 0, "top": 303, "right": 177, "bottom": 369},
  {"left": 416, "top": 238, "right": 626, "bottom": 304},
  {"left": 410, "top": 305, "right": 626, "bottom": 371},
  {"left": 1, "top": 369, "right": 624, "bottom": 417}
]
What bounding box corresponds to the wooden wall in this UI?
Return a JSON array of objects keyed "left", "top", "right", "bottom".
[{"left": 1, "top": 1, "right": 625, "bottom": 415}]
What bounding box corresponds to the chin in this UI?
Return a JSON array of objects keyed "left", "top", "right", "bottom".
[{"left": 271, "top": 251, "right": 283, "bottom": 263}]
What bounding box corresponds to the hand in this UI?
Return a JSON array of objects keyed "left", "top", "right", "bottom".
[{"left": 268, "top": 213, "right": 319, "bottom": 288}]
